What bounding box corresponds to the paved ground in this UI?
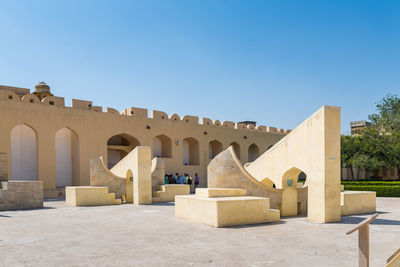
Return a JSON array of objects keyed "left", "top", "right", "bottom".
[{"left": 0, "top": 198, "right": 399, "bottom": 267}]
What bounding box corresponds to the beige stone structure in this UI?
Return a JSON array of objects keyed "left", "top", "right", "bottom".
[
  {"left": 0, "top": 152, "right": 8, "bottom": 181},
  {"left": 66, "top": 186, "right": 121, "bottom": 206},
  {"left": 175, "top": 188, "right": 280, "bottom": 227},
  {"left": 0, "top": 181, "right": 43, "bottom": 210},
  {"left": 206, "top": 106, "right": 376, "bottom": 223},
  {"left": 152, "top": 184, "right": 190, "bottom": 202},
  {"left": 341, "top": 191, "right": 376, "bottom": 216},
  {"left": 0, "top": 83, "right": 287, "bottom": 198}
]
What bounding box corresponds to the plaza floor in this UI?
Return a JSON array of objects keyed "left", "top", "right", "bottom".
[{"left": 0, "top": 197, "right": 399, "bottom": 267}]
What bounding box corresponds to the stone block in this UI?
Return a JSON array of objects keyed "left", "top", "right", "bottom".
[
  {"left": 340, "top": 191, "right": 376, "bottom": 216},
  {"left": 66, "top": 186, "right": 121, "bottom": 207},
  {"left": 175, "top": 193, "right": 279, "bottom": 227}
]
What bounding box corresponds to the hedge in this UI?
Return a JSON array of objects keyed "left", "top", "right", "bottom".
[
  {"left": 343, "top": 185, "right": 400, "bottom": 197},
  {"left": 341, "top": 181, "right": 400, "bottom": 186}
]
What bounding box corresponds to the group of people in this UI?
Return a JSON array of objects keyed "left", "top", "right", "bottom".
[{"left": 164, "top": 173, "right": 200, "bottom": 187}]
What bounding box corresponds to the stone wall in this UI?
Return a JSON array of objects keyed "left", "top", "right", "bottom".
[
  {"left": 0, "top": 153, "right": 8, "bottom": 181},
  {"left": 0, "top": 181, "right": 43, "bottom": 211}
]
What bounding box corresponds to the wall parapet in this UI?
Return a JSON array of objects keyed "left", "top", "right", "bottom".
[{"left": 0, "top": 88, "right": 290, "bottom": 135}]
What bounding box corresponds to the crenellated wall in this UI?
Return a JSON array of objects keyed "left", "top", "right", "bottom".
[{"left": 0, "top": 86, "right": 288, "bottom": 197}]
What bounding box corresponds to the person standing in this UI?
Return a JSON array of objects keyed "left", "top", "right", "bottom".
[
  {"left": 164, "top": 174, "right": 168, "bottom": 185},
  {"left": 179, "top": 174, "right": 185, "bottom": 184},
  {"left": 194, "top": 173, "right": 199, "bottom": 188},
  {"left": 187, "top": 174, "right": 193, "bottom": 193}
]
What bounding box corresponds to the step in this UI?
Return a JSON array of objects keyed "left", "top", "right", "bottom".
[{"left": 196, "top": 188, "right": 247, "bottom": 198}]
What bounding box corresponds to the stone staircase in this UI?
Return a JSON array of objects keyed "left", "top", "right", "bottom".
[
  {"left": 152, "top": 184, "right": 190, "bottom": 203},
  {"left": 66, "top": 186, "right": 121, "bottom": 206}
]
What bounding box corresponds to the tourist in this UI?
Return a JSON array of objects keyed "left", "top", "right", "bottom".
[
  {"left": 174, "top": 173, "right": 179, "bottom": 184},
  {"left": 187, "top": 174, "right": 193, "bottom": 192},
  {"left": 195, "top": 173, "right": 199, "bottom": 188},
  {"left": 179, "top": 174, "right": 185, "bottom": 184},
  {"left": 164, "top": 174, "right": 168, "bottom": 184}
]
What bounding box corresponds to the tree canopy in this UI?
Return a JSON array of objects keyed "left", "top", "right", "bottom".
[{"left": 342, "top": 94, "right": 400, "bottom": 180}]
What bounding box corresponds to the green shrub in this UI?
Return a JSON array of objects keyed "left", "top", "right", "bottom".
[
  {"left": 341, "top": 181, "right": 400, "bottom": 186},
  {"left": 343, "top": 185, "right": 400, "bottom": 197}
]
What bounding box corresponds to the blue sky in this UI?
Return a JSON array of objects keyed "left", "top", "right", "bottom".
[{"left": 1, "top": 0, "right": 399, "bottom": 134}]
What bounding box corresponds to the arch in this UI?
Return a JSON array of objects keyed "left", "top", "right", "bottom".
[
  {"left": 281, "top": 167, "right": 303, "bottom": 216},
  {"left": 230, "top": 142, "right": 241, "bottom": 159},
  {"left": 248, "top": 143, "right": 260, "bottom": 162},
  {"left": 10, "top": 124, "right": 37, "bottom": 180},
  {"left": 55, "top": 128, "right": 79, "bottom": 187},
  {"left": 21, "top": 93, "right": 40, "bottom": 104},
  {"left": 183, "top": 137, "right": 199, "bottom": 165},
  {"left": 153, "top": 135, "right": 172, "bottom": 158},
  {"left": 209, "top": 140, "right": 223, "bottom": 159},
  {"left": 107, "top": 133, "right": 140, "bottom": 169},
  {"left": 260, "top": 177, "right": 274, "bottom": 187}
]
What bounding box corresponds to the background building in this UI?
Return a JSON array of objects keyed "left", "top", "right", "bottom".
[{"left": 0, "top": 82, "right": 289, "bottom": 197}]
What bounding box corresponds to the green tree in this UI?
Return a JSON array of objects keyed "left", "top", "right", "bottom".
[
  {"left": 383, "top": 132, "right": 400, "bottom": 180},
  {"left": 369, "top": 94, "right": 400, "bottom": 133}
]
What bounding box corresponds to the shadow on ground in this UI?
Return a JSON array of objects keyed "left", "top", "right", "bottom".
[{"left": 341, "top": 215, "right": 400, "bottom": 225}]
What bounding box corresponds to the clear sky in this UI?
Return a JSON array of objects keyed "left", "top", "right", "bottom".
[{"left": 1, "top": 0, "right": 399, "bottom": 134}]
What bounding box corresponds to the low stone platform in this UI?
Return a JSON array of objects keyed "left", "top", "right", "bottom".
[
  {"left": 0, "top": 181, "right": 43, "bottom": 211},
  {"left": 66, "top": 186, "right": 121, "bottom": 207},
  {"left": 341, "top": 190, "right": 376, "bottom": 216},
  {"left": 152, "top": 184, "right": 190, "bottom": 202},
  {"left": 175, "top": 188, "right": 280, "bottom": 227}
]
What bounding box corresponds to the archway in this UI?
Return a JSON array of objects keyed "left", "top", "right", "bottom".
[
  {"left": 153, "top": 135, "right": 172, "bottom": 158},
  {"left": 107, "top": 134, "right": 140, "bottom": 169},
  {"left": 209, "top": 140, "right": 223, "bottom": 159},
  {"left": 183, "top": 137, "right": 199, "bottom": 165},
  {"left": 55, "top": 128, "right": 79, "bottom": 187},
  {"left": 10, "top": 124, "right": 37, "bottom": 180},
  {"left": 280, "top": 167, "right": 307, "bottom": 217},
  {"left": 248, "top": 143, "right": 260, "bottom": 162},
  {"left": 230, "top": 142, "right": 241, "bottom": 159}
]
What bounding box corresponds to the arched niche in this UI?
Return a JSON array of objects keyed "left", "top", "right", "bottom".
[
  {"left": 55, "top": 128, "right": 79, "bottom": 187},
  {"left": 153, "top": 135, "right": 172, "bottom": 158},
  {"left": 230, "top": 142, "right": 241, "bottom": 159},
  {"left": 107, "top": 134, "right": 140, "bottom": 169},
  {"left": 183, "top": 137, "right": 199, "bottom": 165},
  {"left": 10, "top": 124, "right": 37, "bottom": 180},
  {"left": 209, "top": 140, "right": 223, "bottom": 159},
  {"left": 248, "top": 143, "right": 260, "bottom": 162}
]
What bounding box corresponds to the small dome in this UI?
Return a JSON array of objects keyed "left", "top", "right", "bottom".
[{"left": 34, "top": 81, "right": 51, "bottom": 93}]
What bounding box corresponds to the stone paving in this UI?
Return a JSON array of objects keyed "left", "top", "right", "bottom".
[{"left": 0, "top": 198, "right": 399, "bottom": 267}]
